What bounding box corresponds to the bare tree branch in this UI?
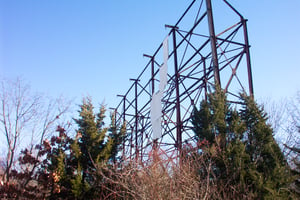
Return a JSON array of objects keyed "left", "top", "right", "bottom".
[{"left": 0, "top": 78, "right": 72, "bottom": 183}]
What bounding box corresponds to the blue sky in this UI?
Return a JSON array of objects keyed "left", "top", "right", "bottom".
[{"left": 1, "top": 0, "right": 300, "bottom": 108}]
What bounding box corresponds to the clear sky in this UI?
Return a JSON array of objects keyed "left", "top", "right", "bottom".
[{"left": 1, "top": 0, "right": 300, "bottom": 108}]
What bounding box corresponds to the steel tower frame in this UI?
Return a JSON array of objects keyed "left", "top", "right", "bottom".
[{"left": 113, "top": 0, "right": 254, "bottom": 163}]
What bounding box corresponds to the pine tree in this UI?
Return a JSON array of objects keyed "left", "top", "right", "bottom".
[
  {"left": 71, "top": 97, "right": 125, "bottom": 198},
  {"left": 191, "top": 89, "right": 293, "bottom": 199},
  {"left": 71, "top": 98, "right": 106, "bottom": 198},
  {"left": 240, "top": 95, "right": 292, "bottom": 199},
  {"left": 192, "top": 88, "right": 232, "bottom": 149}
]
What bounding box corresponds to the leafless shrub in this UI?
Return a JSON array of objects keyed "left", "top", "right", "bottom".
[{"left": 97, "top": 144, "right": 255, "bottom": 200}]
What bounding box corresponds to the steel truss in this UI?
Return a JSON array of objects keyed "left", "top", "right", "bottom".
[{"left": 113, "top": 0, "right": 254, "bottom": 163}]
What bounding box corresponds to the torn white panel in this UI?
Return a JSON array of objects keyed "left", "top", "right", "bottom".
[
  {"left": 150, "top": 91, "right": 162, "bottom": 139},
  {"left": 163, "top": 36, "right": 169, "bottom": 63},
  {"left": 152, "top": 118, "right": 161, "bottom": 140},
  {"left": 151, "top": 36, "right": 168, "bottom": 140},
  {"left": 159, "top": 36, "right": 169, "bottom": 92},
  {"left": 159, "top": 63, "right": 168, "bottom": 92}
]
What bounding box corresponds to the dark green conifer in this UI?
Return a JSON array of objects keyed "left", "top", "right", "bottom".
[
  {"left": 71, "top": 97, "right": 125, "bottom": 199},
  {"left": 240, "top": 95, "right": 292, "bottom": 199},
  {"left": 192, "top": 89, "right": 293, "bottom": 199}
]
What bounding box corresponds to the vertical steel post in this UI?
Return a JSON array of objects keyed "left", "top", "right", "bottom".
[
  {"left": 113, "top": 108, "right": 117, "bottom": 163},
  {"left": 151, "top": 57, "right": 159, "bottom": 151},
  {"left": 130, "top": 79, "right": 139, "bottom": 162},
  {"left": 143, "top": 54, "right": 155, "bottom": 94},
  {"left": 117, "top": 95, "right": 126, "bottom": 160},
  {"left": 130, "top": 126, "right": 133, "bottom": 160},
  {"left": 206, "top": 0, "right": 221, "bottom": 87},
  {"left": 143, "top": 53, "right": 158, "bottom": 158},
  {"left": 242, "top": 19, "right": 254, "bottom": 97},
  {"left": 135, "top": 81, "right": 138, "bottom": 162},
  {"left": 122, "top": 96, "right": 126, "bottom": 160},
  {"left": 172, "top": 28, "right": 182, "bottom": 154},
  {"left": 151, "top": 57, "right": 155, "bottom": 94},
  {"left": 140, "top": 116, "right": 144, "bottom": 163},
  {"left": 203, "top": 56, "right": 208, "bottom": 101}
]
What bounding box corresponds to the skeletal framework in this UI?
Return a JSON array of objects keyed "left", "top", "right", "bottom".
[{"left": 113, "top": 0, "right": 254, "bottom": 163}]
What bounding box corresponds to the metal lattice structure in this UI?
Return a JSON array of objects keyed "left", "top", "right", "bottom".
[{"left": 113, "top": 0, "right": 253, "bottom": 163}]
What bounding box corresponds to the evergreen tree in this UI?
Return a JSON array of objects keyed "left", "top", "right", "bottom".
[
  {"left": 192, "top": 88, "right": 232, "bottom": 149},
  {"left": 191, "top": 89, "right": 293, "bottom": 199},
  {"left": 240, "top": 95, "right": 292, "bottom": 198},
  {"left": 71, "top": 97, "right": 124, "bottom": 199}
]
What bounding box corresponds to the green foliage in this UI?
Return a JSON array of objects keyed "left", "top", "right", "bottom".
[
  {"left": 191, "top": 89, "right": 293, "bottom": 199},
  {"left": 5, "top": 92, "right": 298, "bottom": 199},
  {"left": 240, "top": 95, "right": 293, "bottom": 198},
  {"left": 70, "top": 97, "right": 125, "bottom": 198},
  {"left": 71, "top": 164, "right": 89, "bottom": 199},
  {"left": 3, "top": 97, "right": 126, "bottom": 199}
]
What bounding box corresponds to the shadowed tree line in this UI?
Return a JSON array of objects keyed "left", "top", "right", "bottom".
[{"left": 0, "top": 79, "right": 300, "bottom": 199}]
